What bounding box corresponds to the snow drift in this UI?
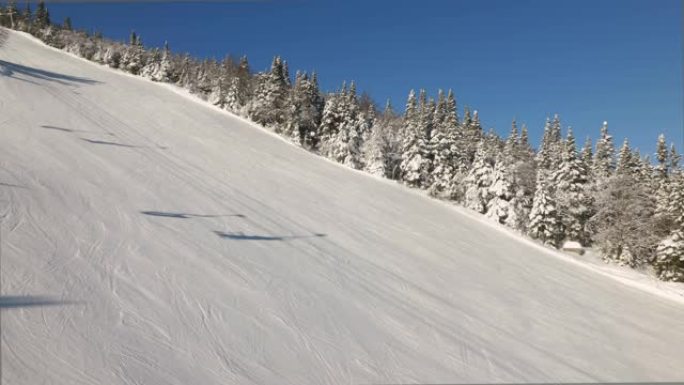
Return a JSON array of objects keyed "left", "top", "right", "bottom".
[{"left": 0, "top": 30, "right": 683, "bottom": 384}]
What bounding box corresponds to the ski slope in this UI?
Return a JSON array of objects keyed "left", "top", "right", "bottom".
[{"left": 0, "top": 30, "right": 683, "bottom": 384}]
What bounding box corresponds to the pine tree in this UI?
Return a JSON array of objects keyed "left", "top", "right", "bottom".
[
  {"left": 35, "top": 0, "right": 49, "bottom": 28},
  {"left": 670, "top": 143, "right": 681, "bottom": 171},
  {"left": 654, "top": 169, "right": 684, "bottom": 280},
  {"left": 428, "top": 92, "right": 459, "bottom": 197},
  {"left": 318, "top": 87, "right": 345, "bottom": 156},
  {"left": 536, "top": 114, "right": 563, "bottom": 176},
  {"left": 284, "top": 72, "right": 322, "bottom": 149},
  {"left": 123, "top": 31, "right": 144, "bottom": 75},
  {"left": 593, "top": 121, "right": 615, "bottom": 185},
  {"left": 652, "top": 134, "right": 672, "bottom": 219},
  {"left": 486, "top": 153, "right": 515, "bottom": 224},
  {"left": 363, "top": 100, "right": 402, "bottom": 178},
  {"left": 19, "top": 1, "right": 31, "bottom": 32},
  {"left": 464, "top": 141, "right": 495, "bottom": 213},
  {"left": 399, "top": 89, "right": 431, "bottom": 187},
  {"left": 580, "top": 137, "right": 594, "bottom": 182},
  {"left": 505, "top": 122, "right": 536, "bottom": 230},
  {"left": 462, "top": 108, "right": 483, "bottom": 167},
  {"left": 325, "top": 81, "right": 364, "bottom": 168},
  {"left": 615, "top": 138, "right": 633, "bottom": 176},
  {"left": 528, "top": 173, "right": 562, "bottom": 247},
  {"left": 248, "top": 56, "right": 289, "bottom": 129},
  {"left": 63, "top": 16, "right": 72, "bottom": 31},
  {"left": 552, "top": 128, "right": 591, "bottom": 245}
]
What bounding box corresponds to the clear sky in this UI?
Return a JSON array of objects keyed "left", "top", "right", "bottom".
[{"left": 46, "top": 0, "right": 683, "bottom": 155}]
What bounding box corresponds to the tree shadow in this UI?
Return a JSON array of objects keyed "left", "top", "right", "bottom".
[
  {"left": 214, "top": 230, "right": 326, "bottom": 241},
  {"left": 42, "top": 125, "right": 95, "bottom": 134},
  {"left": 0, "top": 295, "right": 80, "bottom": 309},
  {"left": 80, "top": 138, "right": 139, "bottom": 148},
  {"left": 0, "top": 59, "right": 100, "bottom": 86},
  {"left": 0, "top": 182, "right": 26, "bottom": 189},
  {"left": 142, "top": 211, "right": 246, "bottom": 219}
]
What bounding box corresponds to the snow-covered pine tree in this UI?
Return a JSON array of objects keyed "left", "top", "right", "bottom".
[
  {"left": 615, "top": 138, "right": 633, "bottom": 176},
  {"left": 592, "top": 121, "right": 615, "bottom": 185},
  {"left": 326, "top": 81, "right": 364, "bottom": 169},
  {"left": 284, "top": 71, "right": 323, "bottom": 149},
  {"left": 140, "top": 47, "right": 161, "bottom": 80},
  {"left": 35, "top": 0, "right": 49, "bottom": 28},
  {"left": 247, "top": 56, "right": 289, "bottom": 129},
  {"left": 122, "top": 31, "right": 144, "bottom": 75},
  {"left": 461, "top": 108, "right": 483, "bottom": 168},
  {"left": 399, "top": 89, "right": 431, "bottom": 187},
  {"left": 157, "top": 41, "right": 173, "bottom": 82},
  {"left": 428, "top": 90, "right": 460, "bottom": 197},
  {"left": 318, "top": 86, "right": 345, "bottom": 157},
  {"left": 536, "top": 114, "right": 563, "bottom": 177},
  {"left": 655, "top": 170, "right": 684, "bottom": 281},
  {"left": 486, "top": 153, "right": 515, "bottom": 224},
  {"left": 580, "top": 137, "right": 594, "bottom": 182},
  {"left": 654, "top": 134, "right": 671, "bottom": 220},
  {"left": 224, "top": 57, "right": 252, "bottom": 116},
  {"left": 464, "top": 140, "right": 495, "bottom": 213},
  {"left": 670, "top": 143, "right": 681, "bottom": 171},
  {"left": 552, "top": 128, "right": 591, "bottom": 245},
  {"left": 503, "top": 122, "right": 536, "bottom": 230},
  {"left": 363, "top": 100, "right": 402, "bottom": 178},
  {"left": 527, "top": 173, "right": 562, "bottom": 247},
  {"left": 208, "top": 68, "right": 228, "bottom": 108}
]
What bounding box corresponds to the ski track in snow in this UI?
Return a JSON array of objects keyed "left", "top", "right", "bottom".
[{"left": 0, "top": 29, "right": 683, "bottom": 384}]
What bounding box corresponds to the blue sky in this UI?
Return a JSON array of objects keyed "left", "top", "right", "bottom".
[{"left": 47, "top": 0, "right": 682, "bottom": 154}]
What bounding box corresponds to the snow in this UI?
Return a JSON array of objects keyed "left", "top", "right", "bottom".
[
  {"left": 562, "top": 241, "right": 583, "bottom": 250},
  {"left": 1, "top": 29, "right": 684, "bottom": 384}
]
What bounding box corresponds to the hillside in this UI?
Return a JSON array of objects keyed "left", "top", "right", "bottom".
[{"left": 1, "top": 30, "right": 683, "bottom": 384}]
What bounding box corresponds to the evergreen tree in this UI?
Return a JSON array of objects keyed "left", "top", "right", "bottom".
[
  {"left": 318, "top": 86, "right": 345, "bottom": 156},
  {"left": 615, "top": 138, "right": 633, "bottom": 176},
  {"left": 326, "top": 81, "right": 364, "bottom": 168},
  {"left": 527, "top": 173, "right": 562, "bottom": 247},
  {"left": 654, "top": 170, "right": 684, "bottom": 281},
  {"left": 552, "top": 128, "right": 591, "bottom": 245},
  {"left": 363, "top": 100, "right": 402, "bottom": 178},
  {"left": 63, "top": 16, "right": 72, "bottom": 31},
  {"left": 486, "top": 153, "right": 515, "bottom": 224},
  {"left": 536, "top": 114, "right": 563, "bottom": 175},
  {"left": 428, "top": 92, "right": 459, "bottom": 197},
  {"left": 580, "top": 137, "right": 594, "bottom": 182},
  {"left": 399, "top": 89, "right": 431, "bottom": 187},
  {"left": 653, "top": 135, "right": 673, "bottom": 227},
  {"left": 35, "top": 0, "right": 49, "bottom": 28},
  {"left": 464, "top": 141, "right": 495, "bottom": 213},
  {"left": 593, "top": 121, "right": 615, "bottom": 185},
  {"left": 284, "top": 72, "right": 323, "bottom": 149},
  {"left": 122, "top": 31, "right": 144, "bottom": 75},
  {"left": 248, "top": 56, "right": 289, "bottom": 128}
]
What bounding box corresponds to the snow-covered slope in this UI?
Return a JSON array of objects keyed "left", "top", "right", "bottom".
[{"left": 1, "top": 30, "right": 683, "bottom": 385}]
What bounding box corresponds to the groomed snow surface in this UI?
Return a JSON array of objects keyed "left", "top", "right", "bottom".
[{"left": 0, "top": 30, "right": 683, "bottom": 384}]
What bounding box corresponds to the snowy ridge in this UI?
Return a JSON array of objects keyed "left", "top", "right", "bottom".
[{"left": 1, "top": 29, "right": 684, "bottom": 384}]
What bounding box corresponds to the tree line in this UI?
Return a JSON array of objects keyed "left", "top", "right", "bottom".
[{"left": 1, "top": 1, "right": 682, "bottom": 281}]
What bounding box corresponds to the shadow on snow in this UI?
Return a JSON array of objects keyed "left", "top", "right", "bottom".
[
  {"left": 0, "top": 59, "right": 100, "bottom": 86},
  {"left": 0, "top": 295, "right": 81, "bottom": 309},
  {"left": 80, "top": 138, "right": 140, "bottom": 148},
  {"left": 214, "top": 230, "right": 326, "bottom": 242},
  {"left": 141, "top": 211, "right": 246, "bottom": 219}
]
